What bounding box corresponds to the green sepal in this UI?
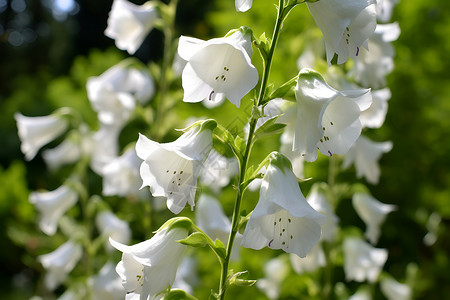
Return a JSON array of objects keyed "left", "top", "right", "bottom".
[
  {"left": 213, "top": 124, "right": 242, "bottom": 161},
  {"left": 251, "top": 105, "right": 264, "bottom": 120},
  {"left": 255, "top": 32, "right": 271, "bottom": 62},
  {"left": 228, "top": 270, "right": 256, "bottom": 287},
  {"left": 161, "top": 289, "right": 198, "bottom": 300},
  {"left": 176, "top": 119, "right": 217, "bottom": 133},
  {"left": 177, "top": 232, "right": 209, "bottom": 248},
  {"left": 158, "top": 217, "right": 193, "bottom": 233},
  {"left": 298, "top": 68, "right": 326, "bottom": 83},
  {"left": 267, "top": 151, "right": 293, "bottom": 174}
]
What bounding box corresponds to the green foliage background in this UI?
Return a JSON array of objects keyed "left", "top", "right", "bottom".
[{"left": 0, "top": 0, "right": 449, "bottom": 299}]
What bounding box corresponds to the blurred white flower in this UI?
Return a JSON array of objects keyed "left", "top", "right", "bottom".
[
  {"left": 343, "top": 236, "right": 387, "bottom": 282},
  {"left": 87, "top": 62, "right": 155, "bottom": 126},
  {"left": 105, "top": 0, "right": 158, "bottom": 55},
  {"left": 352, "top": 193, "right": 396, "bottom": 244},
  {"left": 350, "top": 23, "right": 401, "bottom": 88},
  {"left": 178, "top": 28, "right": 258, "bottom": 107},
  {"left": 342, "top": 135, "right": 393, "bottom": 185},
  {"left": 242, "top": 153, "right": 326, "bottom": 258},
  {"left": 360, "top": 88, "right": 391, "bottom": 128},
  {"left": 199, "top": 149, "right": 238, "bottom": 193},
  {"left": 290, "top": 243, "right": 326, "bottom": 274},
  {"left": 15, "top": 112, "right": 68, "bottom": 161},
  {"left": 102, "top": 148, "right": 143, "bottom": 198},
  {"left": 235, "top": 0, "right": 252, "bottom": 12},
  {"left": 89, "top": 124, "right": 121, "bottom": 175},
  {"left": 109, "top": 226, "right": 188, "bottom": 300},
  {"left": 380, "top": 277, "right": 412, "bottom": 300},
  {"left": 256, "top": 256, "right": 289, "bottom": 300},
  {"left": 38, "top": 241, "right": 83, "bottom": 291},
  {"left": 307, "top": 0, "right": 377, "bottom": 64},
  {"left": 90, "top": 262, "right": 125, "bottom": 300},
  {"left": 136, "top": 120, "right": 216, "bottom": 214},
  {"left": 29, "top": 185, "right": 78, "bottom": 236},
  {"left": 172, "top": 257, "right": 199, "bottom": 295},
  {"left": 348, "top": 288, "right": 372, "bottom": 300},
  {"left": 307, "top": 185, "right": 339, "bottom": 242},
  {"left": 96, "top": 211, "right": 131, "bottom": 252},
  {"left": 42, "top": 130, "right": 83, "bottom": 170},
  {"left": 196, "top": 194, "right": 241, "bottom": 260},
  {"left": 294, "top": 69, "right": 371, "bottom": 162},
  {"left": 376, "top": 0, "right": 399, "bottom": 23}
]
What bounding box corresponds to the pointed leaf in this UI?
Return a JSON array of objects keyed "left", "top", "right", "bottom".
[{"left": 177, "top": 232, "right": 209, "bottom": 248}]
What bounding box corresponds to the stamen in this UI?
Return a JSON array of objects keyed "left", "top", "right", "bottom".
[
  {"left": 328, "top": 150, "right": 332, "bottom": 157},
  {"left": 268, "top": 239, "right": 274, "bottom": 247},
  {"left": 209, "top": 90, "right": 215, "bottom": 101},
  {"left": 356, "top": 47, "right": 360, "bottom": 56}
]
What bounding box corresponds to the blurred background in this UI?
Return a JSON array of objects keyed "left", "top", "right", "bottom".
[{"left": 1, "top": 0, "right": 449, "bottom": 299}]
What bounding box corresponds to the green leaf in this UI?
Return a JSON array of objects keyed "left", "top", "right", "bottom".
[
  {"left": 228, "top": 270, "right": 256, "bottom": 287},
  {"left": 268, "top": 74, "right": 298, "bottom": 100},
  {"left": 234, "top": 136, "right": 247, "bottom": 158},
  {"left": 177, "top": 232, "right": 209, "bottom": 248},
  {"left": 254, "top": 116, "right": 286, "bottom": 138},
  {"left": 161, "top": 289, "right": 198, "bottom": 300}
]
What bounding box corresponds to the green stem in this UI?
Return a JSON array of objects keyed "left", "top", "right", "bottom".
[{"left": 218, "top": 1, "right": 291, "bottom": 298}]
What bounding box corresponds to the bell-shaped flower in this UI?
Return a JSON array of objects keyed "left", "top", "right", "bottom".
[
  {"left": 105, "top": 0, "right": 159, "bottom": 55},
  {"left": 380, "top": 277, "right": 412, "bottom": 300},
  {"left": 349, "top": 23, "right": 400, "bottom": 88},
  {"left": 90, "top": 262, "right": 125, "bottom": 300},
  {"left": 242, "top": 152, "right": 326, "bottom": 258},
  {"left": 96, "top": 211, "right": 131, "bottom": 252},
  {"left": 348, "top": 288, "right": 372, "bottom": 300},
  {"left": 172, "top": 257, "right": 199, "bottom": 295},
  {"left": 235, "top": 0, "right": 253, "bottom": 12},
  {"left": 102, "top": 148, "right": 143, "bottom": 198},
  {"left": 87, "top": 61, "right": 155, "bottom": 126},
  {"left": 352, "top": 193, "right": 396, "bottom": 244},
  {"left": 29, "top": 184, "right": 78, "bottom": 235},
  {"left": 290, "top": 243, "right": 326, "bottom": 274},
  {"left": 293, "top": 69, "right": 371, "bottom": 162},
  {"left": 177, "top": 28, "right": 258, "bottom": 107},
  {"left": 136, "top": 120, "right": 216, "bottom": 214},
  {"left": 88, "top": 123, "right": 121, "bottom": 175},
  {"left": 42, "top": 129, "right": 84, "bottom": 170},
  {"left": 38, "top": 241, "right": 83, "bottom": 291},
  {"left": 343, "top": 236, "right": 388, "bottom": 282},
  {"left": 307, "top": 0, "right": 377, "bottom": 64},
  {"left": 15, "top": 112, "right": 69, "bottom": 161},
  {"left": 342, "top": 135, "right": 393, "bottom": 184},
  {"left": 109, "top": 225, "right": 189, "bottom": 300},
  {"left": 360, "top": 88, "right": 391, "bottom": 128},
  {"left": 196, "top": 194, "right": 241, "bottom": 260},
  {"left": 256, "top": 256, "right": 289, "bottom": 300},
  {"left": 306, "top": 184, "right": 339, "bottom": 242}
]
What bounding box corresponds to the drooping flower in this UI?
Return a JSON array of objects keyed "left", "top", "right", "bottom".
[
  {"left": 293, "top": 68, "right": 372, "bottom": 162},
  {"left": 102, "top": 148, "right": 143, "bottom": 198},
  {"left": 15, "top": 112, "right": 69, "bottom": 161},
  {"left": 380, "top": 277, "right": 412, "bottom": 300},
  {"left": 105, "top": 0, "right": 159, "bottom": 55},
  {"left": 89, "top": 123, "right": 121, "bottom": 175},
  {"left": 360, "top": 88, "right": 391, "bottom": 128},
  {"left": 306, "top": 184, "right": 339, "bottom": 242},
  {"left": 290, "top": 243, "right": 326, "bottom": 274},
  {"left": 109, "top": 224, "right": 189, "bottom": 300},
  {"left": 242, "top": 152, "right": 326, "bottom": 258},
  {"left": 87, "top": 61, "right": 155, "bottom": 126},
  {"left": 342, "top": 135, "right": 393, "bottom": 185},
  {"left": 196, "top": 194, "right": 241, "bottom": 260},
  {"left": 199, "top": 149, "right": 238, "bottom": 194},
  {"left": 38, "top": 241, "right": 83, "bottom": 291},
  {"left": 343, "top": 236, "right": 388, "bottom": 282},
  {"left": 349, "top": 23, "right": 401, "bottom": 88},
  {"left": 90, "top": 262, "right": 125, "bottom": 300},
  {"left": 235, "top": 0, "right": 253, "bottom": 12},
  {"left": 352, "top": 193, "right": 396, "bottom": 244},
  {"left": 256, "top": 256, "right": 289, "bottom": 300},
  {"left": 177, "top": 28, "right": 258, "bottom": 107},
  {"left": 42, "top": 136, "right": 81, "bottom": 170},
  {"left": 172, "top": 257, "right": 199, "bottom": 295},
  {"left": 136, "top": 120, "right": 216, "bottom": 214},
  {"left": 96, "top": 211, "right": 131, "bottom": 252},
  {"left": 307, "top": 0, "right": 377, "bottom": 64},
  {"left": 29, "top": 184, "right": 78, "bottom": 236}
]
